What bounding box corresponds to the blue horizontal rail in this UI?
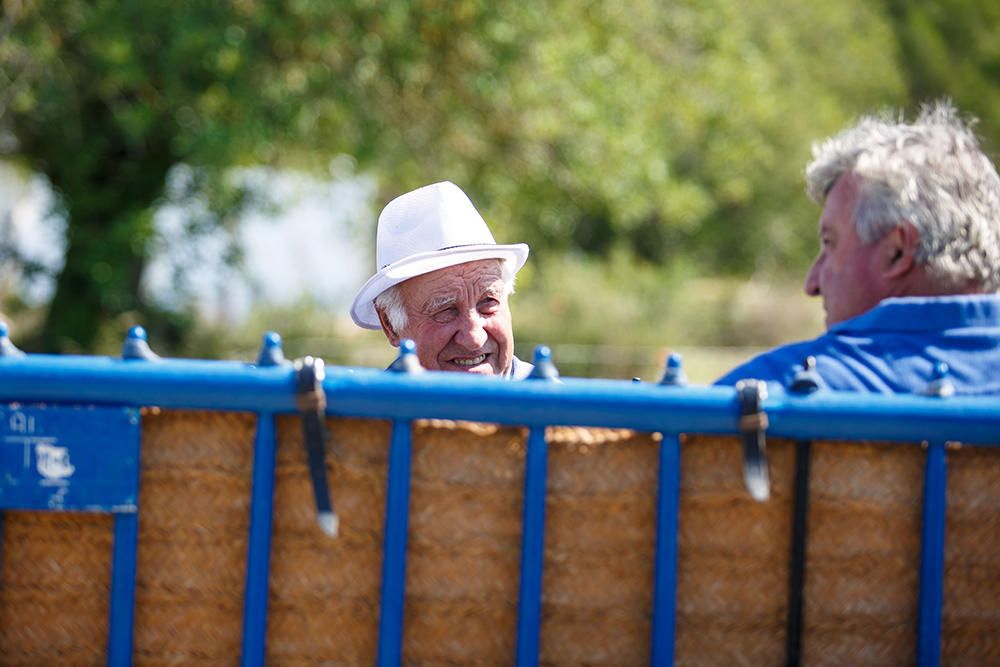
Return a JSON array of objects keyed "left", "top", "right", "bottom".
[{"left": 1, "top": 355, "right": 999, "bottom": 444}]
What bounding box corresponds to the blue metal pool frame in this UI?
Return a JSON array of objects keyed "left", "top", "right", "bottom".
[{"left": 0, "top": 328, "right": 998, "bottom": 667}]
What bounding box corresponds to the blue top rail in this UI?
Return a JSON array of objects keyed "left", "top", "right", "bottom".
[{"left": 1, "top": 349, "right": 998, "bottom": 444}]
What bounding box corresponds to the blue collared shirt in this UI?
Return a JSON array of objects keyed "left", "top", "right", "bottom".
[{"left": 715, "top": 295, "right": 1000, "bottom": 395}]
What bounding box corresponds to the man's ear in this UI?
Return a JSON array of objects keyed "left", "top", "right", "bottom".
[
  {"left": 375, "top": 305, "right": 402, "bottom": 347},
  {"left": 882, "top": 223, "right": 920, "bottom": 279}
]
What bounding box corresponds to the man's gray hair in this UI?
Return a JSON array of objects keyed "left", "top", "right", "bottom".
[
  {"left": 374, "top": 259, "right": 516, "bottom": 334},
  {"left": 805, "top": 100, "right": 1000, "bottom": 291}
]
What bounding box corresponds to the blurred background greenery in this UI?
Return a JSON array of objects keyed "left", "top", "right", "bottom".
[{"left": 1, "top": 0, "right": 998, "bottom": 382}]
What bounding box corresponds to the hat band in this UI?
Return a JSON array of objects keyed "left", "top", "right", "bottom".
[{"left": 379, "top": 243, "right": 498, "bottom": 270}]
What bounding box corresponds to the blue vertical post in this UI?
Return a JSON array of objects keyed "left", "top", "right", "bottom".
[
  {"left": 377, "top": 419, "right": 414, "bottom": 667},
  {"left": 107, "top": 513, "right": 139, "bottom": 667},
  {"left": 516, "top": 426, "right": 549, "bottom": 667},
  {"left": 107, "top": 403, "right": 142, "bottom": 667},
  {"left": 241, "top": 412, "right": 279, "bottom": 667},
  {"left": 515, "top": 345, "right": 559, "bottom": 666},
  {"left": 241, "top": 332, "right": 288, "bottom": 666},
  {"left": 917, "top": 440, "right": 947, "bottom": 667},
  {"left": 650, "top": 434, "right": 681, "bottom": 667}
]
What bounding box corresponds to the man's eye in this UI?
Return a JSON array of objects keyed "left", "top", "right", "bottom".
[
  {"left": 479, "top": 298, "right": 499, "bottom": 314},
  {"left": 432, "top": 307, "right": 458, "bottom": 323}
]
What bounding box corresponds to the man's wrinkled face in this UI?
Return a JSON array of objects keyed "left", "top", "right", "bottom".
[
  {"left": 393, "top": 259, "right": 514, "bottom": 375},
  {"left": 804, "top": 173, "right": 893, "bottom": 328}
]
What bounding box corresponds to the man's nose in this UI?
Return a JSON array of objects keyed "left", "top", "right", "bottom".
[
  {"left": 804, "top": 259, "right": 821, "bottom": 297},
  {"left": 454, "top": 310, "right": 489, "bottom": 349}
]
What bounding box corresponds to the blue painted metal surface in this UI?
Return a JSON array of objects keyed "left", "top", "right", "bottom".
[
  {"left": 241, "top": 333, "right": 288, "bottom": 666},
  {"left": 516, "top": 426, "right": 549, "bottom": 667},
  {"left": 917, "top": 440, "right": 948, "bottom": 667},
  {"left": 0, "top": 404, "right": 140, "bottom": 512},
  {"left": 0, "top": 322, "right": 24, "bottom": 358},
  {"left": 659, "top": 352, "right": 688, "bottom": 386},
  {"left": 651, "top": 434, "right": 682, "bottom": 667},
  {"left": 121, "top": 325, "right": 160, "bottom": 361},
  {"left": 241, "top": 412, "right": 279, "bottom": 667},
  {"left": 108, "top": 513, "right": 139, "bottom": 667},
  {"left": 377, "top": 420, "right": 414, "bottom": 667},
  {"left": 256, "top": 331, "right": 288, "bottom": 368},
  {"left": 2, "top": 357, "right": 999, "bottom": 444}
]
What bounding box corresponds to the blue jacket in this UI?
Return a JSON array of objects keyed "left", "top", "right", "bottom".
[{"left": 715, "top": 295, "right": 1000, "bottom": 396}]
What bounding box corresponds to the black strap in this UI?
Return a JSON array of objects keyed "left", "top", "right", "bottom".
[
  {"left": 785, "top": 439, "right": 812, "bottom": 666},
  {"left": 736, "top": 380, "right": 770, "bottom": 501},
  {"left": 295, "top": 356, "right": 337, "bottom": 537}
]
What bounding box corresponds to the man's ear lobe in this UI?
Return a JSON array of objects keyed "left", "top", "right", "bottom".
[{"left": 375, "top": 306, "right": 401, "bottom": 347}]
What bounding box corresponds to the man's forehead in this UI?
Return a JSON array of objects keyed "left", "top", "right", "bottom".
[{"left": 402, "top": 259, "right": 504, "bottom": 300}]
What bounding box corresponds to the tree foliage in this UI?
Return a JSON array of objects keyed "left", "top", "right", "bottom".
[{"left": 1, "top": 0, "right": 998, "bottom": 352}]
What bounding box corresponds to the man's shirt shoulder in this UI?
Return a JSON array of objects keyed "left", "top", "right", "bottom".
[{"left": 715, "top": 295, "right": 1000, "bottom": 395}]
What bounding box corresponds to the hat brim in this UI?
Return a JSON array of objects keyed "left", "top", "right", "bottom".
[{"left": 350, "top": 243, "right": 529, "bottom": 329}]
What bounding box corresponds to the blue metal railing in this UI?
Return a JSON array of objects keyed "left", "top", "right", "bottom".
[{"left": 1, "top": 327, "right": 998, "bottom": 666}]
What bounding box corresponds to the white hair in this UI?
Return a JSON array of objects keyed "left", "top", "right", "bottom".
[
  {"left": 805, "top": 100, "right": 1000, "bottom": 291},
  {"left": 374, "top": 259, "right": 516, "bottom": 334}
]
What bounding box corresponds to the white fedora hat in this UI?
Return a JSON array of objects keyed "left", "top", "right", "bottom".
[{"left": 350, "top": 181, "right": 529, "bottom": 329}]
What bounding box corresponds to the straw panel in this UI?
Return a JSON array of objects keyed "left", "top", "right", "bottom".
[
  {"left": 539, "top": 426, "right": 660, "bottom": 667},
  {"left": 132, "top": 409, "right": 256, "bottom": 666},
  {"left": 941, "top": 445, "right": 1000, "bottom": 666},
  {"left": 265, "top": 416, "right": 390, "bottom": 665},
  {"left": 3, "top": 409, "right": 998, "bottom": 666},
  {"left": 403, "top": 420, "right": 527, "bottom": 667},
  {"left": 674, "top": 435, "right": 796, "bottom": 667},
  {"left": 801, "top": 440, "right": 924, "bottom": 667},
  {"left": 0, "top": 511, "right": 114, "bottom": 666}
]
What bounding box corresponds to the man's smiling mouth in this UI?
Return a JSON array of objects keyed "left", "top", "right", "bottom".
[{"left": 451, "top": 354, "right": 488, "bottom": 367}]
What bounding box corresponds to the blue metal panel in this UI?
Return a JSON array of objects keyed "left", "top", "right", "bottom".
[
  {"left": 107, "top": 513, "right": 139, "bottom": 667},
  {"left": 0, "top": 404, "right": 140, "bottom": 512},
  {"left": 241, "top": 412, "right": 278, "bottom": 667},
  {"left": 377, "top": 420, "right": 413, "bottom": 667},
  {"left": 917, "top": 441, "right": 948, "bottom": 667},
  {"left": 651, "top": 434, "right": 681, "bottom": 667},
  {"left": 516, "top": 427, "right": 549, "bottom": 667}
]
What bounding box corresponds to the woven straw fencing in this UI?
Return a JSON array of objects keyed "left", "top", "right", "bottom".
[{"left": 1, "top": 411, "right": 998, "bottom": 665}]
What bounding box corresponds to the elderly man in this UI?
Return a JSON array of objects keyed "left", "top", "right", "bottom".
[
  {"left": 717, "top": 102, "right": 1000, "bottom": 394},
  {"left": 351, "top": 181, "right": 533, "bottom": 379}
]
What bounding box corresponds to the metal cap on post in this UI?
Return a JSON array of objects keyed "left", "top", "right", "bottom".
[
  {"left": 388, "top": 339, "right": 424, "bottom": 374},
  {"left": 659, "top": 352, "right": 688, "bottom": 387},
  {"left": 922, "top": 362, "right": 955, "bottom": 398},
  {"left": 121, "top": 326, "right": 160, "bottom": 361},
  {"left": 789, "top": 356, "right": 825, "bottom": 394},
  {"left": 256, "top": 331, "right": 288, "bottom": 367},
  {"left": 0, "top": 322, "right": 25, "bottom": 358},
  {"left": 528, "top": 345, "right": 559, "bottom": 381}
]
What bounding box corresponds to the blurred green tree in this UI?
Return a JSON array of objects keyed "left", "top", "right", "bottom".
[
  {"left": 0, "top": 0, "right": 525, "bottom": 351},
  {"left": 884, "top": 0, "right": 1000, "bottom": 147},
  {"left": 3, "top": 0, "right": 995, "bottom": 355}
]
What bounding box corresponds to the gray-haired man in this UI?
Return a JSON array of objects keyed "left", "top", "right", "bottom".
[{"left": 718, "top": 102, "right": 1000, "bottom": 394}]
